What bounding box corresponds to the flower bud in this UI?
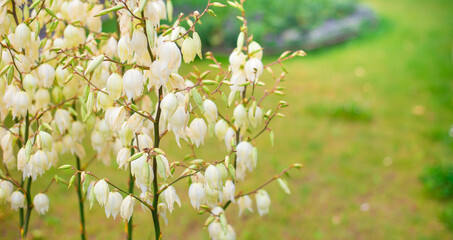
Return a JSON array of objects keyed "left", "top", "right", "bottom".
[
  {"left": 188, "top": 182, "right": 205, "bottom": 210},
  {"left": 55, "top": 65, "right": 69, "bottom": 86},
  {"left": 202, "top": 99, "right": 218, "bottom": 123},
  {"left": 120, "top": 195, "right": 135, "bottom": 222},
  {"left": 233, "top": 104, "right": 247, "bottom": 129},
  {"left": 161, "top": 186, "right": 181, "bottom": 214},
  {"left": 188, "top": 118, "right": 207, "bottom": 147},
  {"left": 105, "top": 191, "right": 123, "bottom": 219},
  {"left": 93, "top": 179, "right": 109, "bottom": 206},
  {"left": 238, "top": 195, "right": 253, "bottom": 216},
  {"left": 123, "top": 69, "right": 144, "bottom": 100},
  {"left": 15, "top": 23, "right": 31, "bottom": 50},
  {"left": 156, "top": 154, "right": 172, "bottom": 180},
  {"left": 17, "top": 148, "right": 26, "bottom": 172},
  {"left": 106, "top": 73, "right": 123, "bottom": 100},
  {"left": 38, "top": 64, "right": 56, "bottom": 88},
  {"left": 10, "top": 191, "right": 25, "bottom": 211},
  {"left": 255, "top": 189, "right": 271, "bottom": 216},
  {"left": 33, "top": 193, "right": 49, "bottom": 215}
]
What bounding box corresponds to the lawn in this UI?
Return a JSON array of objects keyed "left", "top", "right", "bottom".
[{"left": 1, "top": 0, "right": 453, "bottom": 239}]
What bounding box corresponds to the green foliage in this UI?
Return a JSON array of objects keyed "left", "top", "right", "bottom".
[
  {"left": 421, "top": 165, "right": 453, "bottom": 200},
  {"left": 173, "top": 0, "right": 357, "bottom": 47},
  {"left": 440, "top": 205, "right": 453, "bottom": 232}
]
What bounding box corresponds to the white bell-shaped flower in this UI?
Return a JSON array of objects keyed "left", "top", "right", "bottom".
[
  {"left": 248, "top": 41, "right": 263, "bottom": 59},
  {"left": 168, "top": 106, "right": 189, "bottom": 147},
  {"left": 224, "top": 127, "right": 236, "bottom": 151},
  {"left": 54, "top": 109, "right": 71, "bottom": 134},
  {"left": 205, "top": 165, "right": 221, "bottom": 190},
  {"left": 93, "top": 179, "right": 110, "bottom": 206},
  {"left": 248, "top": 105, "right": 263, "bottom": 128},
  {"left": 131, "top": 29, "right": 147, "bottom": 55},
  {"left": 233, "top": 104, "right": 247, "bottom": 129},
  {"left": 64, "top": 24, "right": 86, "bottom": 48},
  {"left": 157, "top": 41, "right": 181, "bottom": 71},
  {"left": 244, "top": 58, "right": 263, "bottom": 83},
  {"left": 222, "top": 180, "right": 236, "bottom": 203},
  {"left": 255, "top": 189, "right": 271, "bottom": 216},
  {"left": 120, "top": 195, "right": 135, "bottom": 222},
  {"left": 12, "top": 91, "right": 30, "bottom": 119},
  {"left": 188, "top": 182, "right": 205, "bottom": 210},
  {"left": 215, "top": 119, "right": 229, "bottom": 141},
  {"left": 15, "top": 23, "right": 31, "bottom": 50},
  {"left": 116, "top": 147, "right": 130, "bottom": 170},
  {"left": 161, "top": 92, "right": 178, "bottom": 120},
  {"left": 105, "top": 191, "right": 123, "bottom": 219},
  {"left": 229, "top": 50, "right": 246, "bottom": 72},
  {"left": 188, "top": 118, "right": 207, "bottom": 147},
  {"left": 181, "top": 37, "right": 197, "bottom": 63},
  {"left": 123, "top": 69, "right": 144, "bottom": 100},
  {"left": 105, "top": 106, "right": 127, "bottom": 131},
  {"left": 237, "top": 195, "right": 253, "bottom": 216},
  {"left": 0, "top": 180, "right": 13, "bottom": 198},
  {"left": 118, "top": 35, "right": 132, "bottom": 62},
  {"left": 10, "top": 191, "right": 25, "bottom": 211},
  {"left": 203, "top": 99, "right": 218, "bottom": 123},
  {"left": 161, "top": 185, "right": 181, "bottom": 214},
  {"left": 130, "top": 153, "right": 153, "bottom": 192},
  {"left": 107, "top": 73, "right": 123, "bottom": 100},
  {"left": 33, "top": 193, "right": 49, "bottom": 215}
]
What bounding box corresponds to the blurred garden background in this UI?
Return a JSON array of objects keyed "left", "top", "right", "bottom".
[{"left": 1, "top": 0, "right": 453, "bottom": 239}]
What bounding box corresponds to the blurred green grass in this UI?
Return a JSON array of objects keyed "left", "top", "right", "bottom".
[{"left": 1, "top": 0, "right": 453, "bottom": 239}]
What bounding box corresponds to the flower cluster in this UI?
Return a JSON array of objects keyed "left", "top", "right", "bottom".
[{"left": 0, "top": 0, "right": 304, "bottom": 239}]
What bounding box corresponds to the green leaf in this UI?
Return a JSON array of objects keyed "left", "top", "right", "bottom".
[{"left": 94, "top": 5, "right": 125, "bottom": 17}]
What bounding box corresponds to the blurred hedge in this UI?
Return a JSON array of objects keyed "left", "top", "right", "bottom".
[{"left": 174, "top": 0, "right": 358, "bottom": 48}]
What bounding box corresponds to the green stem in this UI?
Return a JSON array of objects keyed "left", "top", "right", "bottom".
[
  {"left": 127, "top": 147, "right": 135, "bottom": 240},
  {"left": 21, "top": 177, "right": 32, "bottom": 239},
  {"left": 151, "top": 87, "right": 163, "bottom": 240},
  {"left": 20, "top": 113, "right": 32, "bottom": 239},
  {"left": 75, "top": 156, "right": 86, "bottom": 240}
]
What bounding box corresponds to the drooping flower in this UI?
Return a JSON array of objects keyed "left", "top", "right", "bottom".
[
  {"left": 188, "top": 118, "right": 207, "bottom": 147},
  {"left": 123, "top": 69, "right": 144, "bottom": 100},
  {"left": 161, "top": 185, "right": 181, "bottom": 213},
  {"left": 255, "top": 189, "right": 271, "bottom": 216},
  {"left": 120, "top": 195, "right": 135, "bottom": 222},
  {"left": 237, "top": 195, "right": 253, "bottom": 216},
  {"left": 93, "top": 179, "right": 110, "bottom": 206},
  {"left": 188, "top": 182, "right": 205, "bottom": 210},
  {"left": 10, "top": 191, "right": 25, "bottom": 211},
  {"left": 33, "top": 193, "right": 50, "bottom": 215},
  {"left": 105, "top": 191, "right": 123, "bottom": 219}
]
